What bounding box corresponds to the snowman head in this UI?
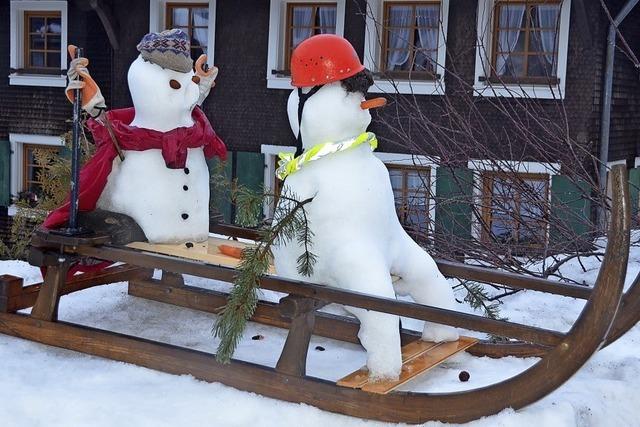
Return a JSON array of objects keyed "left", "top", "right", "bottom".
[
  {"left": 287, "top": 34, "right": 385, "bottom": 151},
  {"left": 128, "top": 29, "right": 199, "bottom": 132}
]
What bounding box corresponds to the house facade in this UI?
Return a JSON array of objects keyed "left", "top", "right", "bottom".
[{"left": 0, "top": 0, "right": 638, "bottom": 254}]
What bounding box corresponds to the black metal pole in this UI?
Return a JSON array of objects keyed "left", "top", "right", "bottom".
[{"left": 68, "top": 47, "right": 83, "bottom": 232}]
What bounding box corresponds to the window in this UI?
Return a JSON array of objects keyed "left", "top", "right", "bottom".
[
  {"left": 9, "top": 1, "right": 68, "bottom": 87},
  {"left": 166, "top": 3, "right": 209, "bottom": 61},
  {"left": 24, "top": 11, "right": 62, "bottom": 71},
  {"left": 481, "top": 171, "right": 549, "bottom": 247},
  {"left": 364, "top": 0, "right": 449, "bottom": 95},
  {"left": 388, "top": 164, "right": 431, "bottom": 239},
  {"left": 382, "top": 2, "right": 440, "bottom": 79},
  {"left": 284, "top": 3, "right": 337, "bottom": 71},
  {"left": 149, "top": 0, "right": 216, "bottom": 66},
  {"left": 491, "top": 1, "right": 561, "bottom": 84},
  {"left": 22, "top": 144, "right": 59, "bottom": 195},
  {"left": 267, "top": 0, "right": 346, "bottom": 89},
  {"left": 473, "top": 0, "right": 571, "bottom": 99}
]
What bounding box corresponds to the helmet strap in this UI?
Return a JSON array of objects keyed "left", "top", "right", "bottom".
[{"left": 295, "top": 85, "right": 323, "bottom": 157}]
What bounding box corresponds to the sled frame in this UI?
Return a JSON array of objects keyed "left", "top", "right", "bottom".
[{"left": 0, "top": 165, "right": 635, "bottom": 424}]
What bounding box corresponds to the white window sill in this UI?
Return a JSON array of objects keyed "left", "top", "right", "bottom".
[
  {"left": 267, "top": 75, "right": 447, "bottom": 96},
  {"left": 370, "top": 79, "right": 445, "bottom": 96},
  {"left": 472, "top": 82, "right": 564, "bottom": 100},
  {"left": 267, "top": 76, "right": 294, "bottom": 90},
  {"left": 9, "top": 73, "right": 66, "bottom": 88}
]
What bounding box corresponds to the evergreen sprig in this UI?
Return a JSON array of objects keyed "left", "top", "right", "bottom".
[
  {"left": 456, "top": 281, "right": 502, "bottom": 320},
  {"left": 213, "top": 189, "right": 315, "bottom": 363}
]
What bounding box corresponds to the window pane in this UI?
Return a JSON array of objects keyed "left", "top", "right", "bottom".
[
  {"left": 47, "top": 51, "right": 61, "bottom": 68},
  {"left": 30, "top": 52, "right": 45, "bottom": 67},
  {"left": 497, "top": 5, "right": 526, "bottom": 29},
  {"left": 317, "top": 6, "right": 337, "bottom": 32},
  {"left": 497, "top": 54, "right": 525, "bottom": 77},
  {"left": 495, "top": 30, "right": 525, "bottom": 53},
  {"left": 47, "top": 34, "right": 61, "bottom": 50},
  {"left": 527, "top": 54, "right": 556, "bottom": 77},
  {"left": 47, "top": 17, "right": 62, "bottom": 34},
  {"left": 416, "top": 5, "right": 439, "bottom": 28},
  {"left": 171, "top": 8, "right": 189, "bottom": 26},
  {"left": 531, "top": 4, "right": 560, "bottom": 29},
  {"left": 29, "top": 17, "right": 45, "bottom": 33},
  {"left": 31, "top": 34, "right": 45, "bottom": 49},
  {"left": 192, "top": 27, "right": 208, "bottom": 47},
  {"left": 191, "top": 8, "right": 208, "bottom": 26},
  {"left": 388, "top": 169, "right": 403, "bottom": 190}
]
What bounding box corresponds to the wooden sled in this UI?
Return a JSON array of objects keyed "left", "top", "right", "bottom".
[{"left": 0, "top": 165, "right": 637, "bottom": 424}]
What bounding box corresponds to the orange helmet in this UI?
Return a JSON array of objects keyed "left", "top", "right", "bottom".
[{"left": 290, "top": 34, "right": 365, "bottom": 88}]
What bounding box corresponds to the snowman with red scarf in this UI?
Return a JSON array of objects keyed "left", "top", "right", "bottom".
[
  {"left": 272, "top": 35, "right": 458, "bottom": 380},
  {"left": 44, "top": 29, "right": 226, "bottom": 243}
]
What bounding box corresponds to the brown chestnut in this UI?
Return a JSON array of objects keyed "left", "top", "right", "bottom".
[
  {"left": 169, "top": 79, "right": 181, "bottom": 89},
  {"left": 191, "top": 75, "right": 201, "bottom": 84}
]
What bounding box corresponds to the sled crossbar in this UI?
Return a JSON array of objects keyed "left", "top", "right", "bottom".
[
  {"left": 337, "top": 336, "right": 478, "bottom": 393},
  {"left": 74, "top": 244, "right": 565, "bottom": 347},
  {"left": 211, "top": 224, "right": 593, "bottom": 300}
]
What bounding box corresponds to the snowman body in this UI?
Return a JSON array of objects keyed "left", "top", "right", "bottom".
[
  {"left": 272, "top": 83, "right": 458, "bottom": 380},
  {"left": 96, "top": 56, "right": 211, "bottom": 243}
]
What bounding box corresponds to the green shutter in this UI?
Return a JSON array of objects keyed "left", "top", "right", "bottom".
[
  {"left": 628, "top": 168, "right": 640, "bottom": 219},
  {"left": 435, "top": 167, "right": 473, "bottom": 241},
  {"left": 0, "top": 141, "right": 10, "bottom": 206},
  {"left": 550, "top": 175, "right": 593, "bottom": 242},
  {"left": 234, "top": 151, "right": 265, "bottom": 225},
  {"left": 208, "top": 153, "right": 233, "bottom": 223}
]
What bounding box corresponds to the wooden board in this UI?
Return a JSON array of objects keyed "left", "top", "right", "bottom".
[
  {"left": 338, "top": 336, "right": 478, "bottom": 394},
  {"left": 127, "top": 237, "right": 275, "bottom": 273}
]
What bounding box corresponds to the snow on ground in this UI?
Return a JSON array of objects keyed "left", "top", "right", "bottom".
[{"left": 1, "top": 242, "right": 640, "bottom": 427}]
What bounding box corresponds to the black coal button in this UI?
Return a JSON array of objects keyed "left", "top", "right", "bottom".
[{"left": 181, "top": 213, "right": 189, "bottom": 220}]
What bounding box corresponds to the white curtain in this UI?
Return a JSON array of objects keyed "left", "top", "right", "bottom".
[
  {"left": 192, "top": 8, "right": 209, "bottom": 49},
  {"left": 318, "top": 6, "right": 336, "bottom": 33},
  {"left": 386, "top": 5, "right": 413, "bottom": 70},
  {"left": 292, "top": 7, "right": 314, "bottom": 47},
  {"left": 495, "top": 5, "right": 526, "bottom": 76},
  {"left": 416, "top": 5, "right": 440, "bottom": 71},
  {"left": 536, "top": 5, "right": 560, "bottom": 68}
]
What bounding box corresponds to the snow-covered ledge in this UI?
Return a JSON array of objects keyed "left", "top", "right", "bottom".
[
  {"left": 9, "top": 1, "right": 68, "bottom": 87},
  {"left": 9, "top": 133, "right": 65, "bottom": 201}
]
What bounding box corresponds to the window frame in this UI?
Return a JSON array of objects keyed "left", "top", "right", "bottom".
[
  {"left": 480, "top": 170, "right": 550, "bottom": 248},
  {"left": 473, "top": 0, "right": 571, "bottom": 99},
  {"left": 9, "top": 1, "right": 68, "bottom": 87},
  {"left": 21, "top": 143, "right": 60, "bottom": 195},
  {"left": 364, "top": 0, "right": 449, "bottom": 96},
  {"left": 266, "top": 0, "right": 346, "bottom": 90},
  {"left": 386, "top": 163, "right": 433, "bottom": 239},
  {"left": 165, "top": 2, "right": 210, "bottom": 61},
  {"left": 489, "top": 0, "right": 562, "bottom": 85},
  {"left": 380, "top": 1, "right": 441, "bottom": 81},
  {"left": 23, "top": 10, "right": 63, "bottom": 71},
  {"left": 149, "top": 0, "right": 216, "bottom": 67},
  {"left": 283, "top": 2, "right": 338, "bottom": 73},
  {"left": 9, "top": 134, "right": 65, "bottom": 202}
]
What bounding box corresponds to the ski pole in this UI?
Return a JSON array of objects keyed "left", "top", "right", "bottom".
[{"left": 68, "top": 46, "right": 83, "bottom": 232}]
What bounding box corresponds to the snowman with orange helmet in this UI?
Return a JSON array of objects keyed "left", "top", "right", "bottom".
[{"left": 272, "top": 34, "right": 459, "bottom": 380}]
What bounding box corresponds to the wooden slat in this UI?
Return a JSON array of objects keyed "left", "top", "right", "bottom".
[
  {"left": 337, "top": 340, "right": 442, "bottom": 388},
  {"left": 126, "top": 237, "right": 275, "bottom": 274},
  {"left": 361, "top": 337, "right": 478, "bottom": 394}
]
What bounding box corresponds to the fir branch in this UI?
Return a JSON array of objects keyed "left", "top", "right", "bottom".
[
  {"left": 460, "top": 281, "right": 503, "bottom": 320},
  {"left": 213, "top": 191, "right": 315, "bottom": 363}
]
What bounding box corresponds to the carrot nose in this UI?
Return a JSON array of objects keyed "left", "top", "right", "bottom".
[{"left": 360, "top": 97, "right": 387, "bottom": 110}]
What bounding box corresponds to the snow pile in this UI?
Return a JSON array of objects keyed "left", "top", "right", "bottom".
[{"left": 0, "top": 242, "right": 639, "bottom": 426}]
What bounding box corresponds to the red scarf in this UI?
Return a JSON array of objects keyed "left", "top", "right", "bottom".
[{"left": 43, "top": 107, "right": 226, "bottom": 229}]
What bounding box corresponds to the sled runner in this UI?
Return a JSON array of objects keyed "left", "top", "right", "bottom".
[{"left": 0, "top": 165, "right": 638, "bottom": 424}]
